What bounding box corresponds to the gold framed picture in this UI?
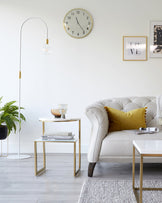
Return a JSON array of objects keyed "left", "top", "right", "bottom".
[
  {"left": 123, "top": 36, "right": 147, "bottom": 61},
  {"left": 150, "top": 21, "right": 162, "bottom": 58}
]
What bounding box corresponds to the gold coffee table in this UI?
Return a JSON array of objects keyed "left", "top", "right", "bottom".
[
  {"left": 34, "top": 118, "right": 81, "bottom": 177},
  {"left": 133, "top": 140, "right": 162, "bottom": 203}
]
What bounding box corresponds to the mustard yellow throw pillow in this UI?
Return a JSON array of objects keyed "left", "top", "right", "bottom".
[{"left": 104, "top": 106, "right": 147, "bottom": 132}]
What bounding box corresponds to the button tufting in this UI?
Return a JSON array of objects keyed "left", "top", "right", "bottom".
[{"left": 99, "top": 96, "right": 157, "bottom": 126}]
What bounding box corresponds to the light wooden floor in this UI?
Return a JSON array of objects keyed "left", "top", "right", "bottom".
[{"left": 0, "top": 154, "right": 162, "bottom": 203}]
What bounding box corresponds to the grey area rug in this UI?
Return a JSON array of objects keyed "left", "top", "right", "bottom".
[{"left": 78, "top": 179, "right": 162, "bottom": 203}]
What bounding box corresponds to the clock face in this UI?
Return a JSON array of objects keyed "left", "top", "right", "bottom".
[{"left": 63, "top": 8, "right": 93, "bottom": 39}]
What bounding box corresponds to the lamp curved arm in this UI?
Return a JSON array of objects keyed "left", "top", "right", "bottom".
[
  {"left": 19, "top": 17, "right": 49, "bottom": 73},
  {"left": 18, "top": 17, "right": 49, "bottom": 157}
]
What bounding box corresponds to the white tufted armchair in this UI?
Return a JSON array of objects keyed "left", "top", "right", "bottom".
[{"left": 86, "top": 97, "right": 162, "bottom": 177}]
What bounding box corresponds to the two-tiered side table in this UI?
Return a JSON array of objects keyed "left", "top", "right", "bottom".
[{"left": 34, "top": 118, "right": 81, "bottom": 176}]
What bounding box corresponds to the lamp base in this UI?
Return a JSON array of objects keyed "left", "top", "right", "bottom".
[{"left": 7, "top": 154, "right": 31, "bottom": 160}]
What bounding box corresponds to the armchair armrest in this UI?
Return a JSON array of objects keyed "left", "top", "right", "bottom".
[{"left": 86, "top": 104, "right": 109, "bottom": 163}]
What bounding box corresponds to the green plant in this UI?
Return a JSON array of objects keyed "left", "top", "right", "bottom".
[{"left": 0, "top": 97, "right": 26, "bottom": 135}]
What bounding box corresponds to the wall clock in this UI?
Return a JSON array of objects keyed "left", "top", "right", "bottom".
[{"left": 63, "top": 8, "right": 93, "bottom": 39}]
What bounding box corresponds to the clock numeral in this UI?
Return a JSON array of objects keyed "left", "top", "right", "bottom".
[
  {"left": 87, "top": 16, "right": 89, "bottom": 20},
  {"left": 66, "top": 22, "right": 68, "bottom": 25},
  {"left": 67, "top": 27, "right": 70, "bottom": 30},
  {"left": 83, "top": 31, "right": 85, "bottom": 35},
  {"left": 68, "top": 16, "right": 71, "bottom": 20},
  {"left": 88, "top": 22, "right": 91, "bottom": 25},
  {"left": 77, "top": 33, "right": 79, "bottom": 36},
  {"left": 87, "top": 27, "right": 89, "bottom": 30},
  {"left": 72, "top": 31, "right": 74, "bottom": 34},
  {"left": 76, "top": 11, "right": 80, "bottom": 14},
  {"left": 83, "top": 12, "right": 85, "bottom": 15}
]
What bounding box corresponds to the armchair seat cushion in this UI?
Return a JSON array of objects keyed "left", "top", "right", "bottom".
[{"left": 100, "top": 130, "right": 162, "bottom": 157}]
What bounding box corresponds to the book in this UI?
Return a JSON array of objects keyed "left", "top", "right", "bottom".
[
  {"left": 42, "top": 135, "right": 74, "bottom": 140},
  {"left": 44, "top": 132, "right": 72, "bottom": 137},
  {"left": 136, "top": 127, "right": 159, "bottom": 134},
  {"left": 42, "top": 132, "right": 74, "bottom": 140}
]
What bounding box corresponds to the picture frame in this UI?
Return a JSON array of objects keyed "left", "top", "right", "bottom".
[
  {"left": 123, "top": 36, "right": 147, "bottom": 61},
  {"left": 150, "top": 21, "right": 162, "bottom": 58}
]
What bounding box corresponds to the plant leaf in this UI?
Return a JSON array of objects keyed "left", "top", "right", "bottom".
[{"left": 0, "top": 98, "right": 26, "bottom": 135}]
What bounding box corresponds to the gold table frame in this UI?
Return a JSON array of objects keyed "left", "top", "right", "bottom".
[
  {"left": 34, "top": 118, "right": 81, "bottom": 177},
  {"left": 132, "top": 144, "right": 162, "bottom": 203}
]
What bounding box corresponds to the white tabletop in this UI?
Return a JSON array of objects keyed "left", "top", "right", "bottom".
[
  {"left": 35, "top": 137, "right": 78, "bottom": 142},
  {"left": 133, "top": 140, "right": 162, "bottom": 155},
  {"left": 39, "top": 118, "right": 80, "bottom": 122}
]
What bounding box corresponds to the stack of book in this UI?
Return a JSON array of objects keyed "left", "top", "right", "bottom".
[
  {"left": 136, "top": 127, "right": 159, "bottom": 134},
  {"left": 42, "top": 132, "right": 74, "bottom": 140}
]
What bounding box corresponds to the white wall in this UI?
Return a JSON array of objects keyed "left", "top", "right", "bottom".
[{"left": 1, "top": 0, "right": 162, "bottom": 154}]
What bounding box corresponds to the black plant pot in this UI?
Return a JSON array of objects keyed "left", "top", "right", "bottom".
[{"left": 0, "top": 125, "right": 8, "bottom": 140}]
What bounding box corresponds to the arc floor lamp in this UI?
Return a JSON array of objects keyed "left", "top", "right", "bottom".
[{"left": 8, "top": 17, "right": 49, "bottom": 159}]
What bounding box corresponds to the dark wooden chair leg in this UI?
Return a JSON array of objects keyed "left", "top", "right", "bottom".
[{"left": 88, "top": 162, "right": 96, "bottom": 177}]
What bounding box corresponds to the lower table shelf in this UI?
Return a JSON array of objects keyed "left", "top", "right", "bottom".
[{"left": 34, "top": 138, "right": 81, "bottom": 177}]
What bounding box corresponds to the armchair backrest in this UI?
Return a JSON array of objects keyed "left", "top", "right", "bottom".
[{"left": 97, "top": 96, "right": 157, "bottom": 127}]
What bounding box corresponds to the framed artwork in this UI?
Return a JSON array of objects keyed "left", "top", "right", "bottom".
[
  {"left": 150, "top": 21, "right": 162, "bottom": 57},
  {"left": 123, "top": 36, "right": 147, "bottom": 61}
]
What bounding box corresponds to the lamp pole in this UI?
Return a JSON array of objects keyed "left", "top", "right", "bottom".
[{"left": 8, "top": 17, "right": 49, "bottom": 159}]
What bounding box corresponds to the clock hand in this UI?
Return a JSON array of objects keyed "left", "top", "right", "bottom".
[{"left": 76, "top": 17, "right": 85, "bottom": 32}]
